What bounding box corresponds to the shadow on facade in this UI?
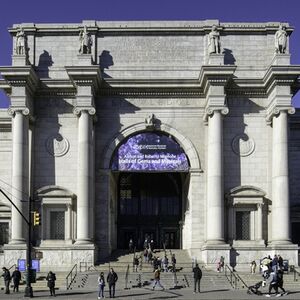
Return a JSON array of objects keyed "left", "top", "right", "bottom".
[
  {"left": 37, "top": 50, "right": 53, "bottom": 78},
  {"left": 99, "top": 50, "right": 114, "bottom": 78},
  {"left": 223, "top": 48, "right": 236, "bottom": 65}
]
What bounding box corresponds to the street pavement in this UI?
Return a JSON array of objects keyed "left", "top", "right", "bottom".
[{"left": 1, "top": 285, "right": 300, "bottom": 300}]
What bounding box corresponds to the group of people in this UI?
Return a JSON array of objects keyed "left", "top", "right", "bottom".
[
  {"left": 260, "top": 254, "right": 288, "bottom": 297},
  {"left": 1, "top": 266, "right": 56, "bottom": 296},
  {"left": 97, "top": 268, "right": 118, "bottom": 299},
  {"left": 1, "top": 266, "right": 21, "bottom": 294}
]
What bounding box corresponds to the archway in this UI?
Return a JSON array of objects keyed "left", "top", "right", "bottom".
[{"left": 110, "top": 130, "right": 192, "bottom": 250}]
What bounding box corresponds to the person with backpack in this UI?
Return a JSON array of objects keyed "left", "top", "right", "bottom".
[
  {"left": 152, "top": 268, "right": 164, "bottom": 290},
  {"left": 97, "top": 272, "right": 105, "bottom": 299},
  {"left": 192, "top": 263, "right": 202, "bottom": 293}
]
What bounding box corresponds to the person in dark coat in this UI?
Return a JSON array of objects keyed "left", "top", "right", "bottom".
[
  {"left": 1, "top": 267, "right": 11, "bottom": 294},
  {"left": 192, "top": 263, "right": 202, "bottom": 293},
  {"left": 107, "top": 268, "right": 118, "bottom": 298},
  {"left": 46, "top": 271, "right": 56, "bottom": 296},
  {"left": 12, "top": 267, "right": 21, "bottom": 292}
]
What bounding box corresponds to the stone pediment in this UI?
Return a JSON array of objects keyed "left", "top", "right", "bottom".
[
  {"left": 36, "top": 186, "right": 76, "bottom": 205},
  {"left": 226, "top": 185, "right": 265, "bottom": 206}
]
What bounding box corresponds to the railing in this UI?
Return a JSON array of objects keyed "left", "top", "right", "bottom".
[
  {"left": 224, "top": 264, "right": 248, "bottom": 289},
  {"left": 8, "top": 263, "right": 16, "bottom": 270},
  {"left": 66, "top": 264, "right": 77, "bottom": 290},
  {"left": 293, "top": 268, "right": 300, "bottom": 281},
  {"left": 124, "top": 264, "right": 130, "bottom": 289}
]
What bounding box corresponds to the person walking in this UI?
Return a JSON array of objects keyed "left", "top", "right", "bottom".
[
  {"left": 162, "top": 255, "right": 169, "bottom": 272},
  {"left": 152, "top": 268, "right": 164, "bottom": 290},
  {"left": 250, "top": 260, "right": 257, "bottom": 274},
  {"left": 12, "top": 266, "right": 21, "bottom": 292},
  {"left": 46, "top": 271, "right": 56, "bottom": 297},
  {"left": 265, "top": 270, "right": 279, "bottom": 297},
  {"left": 277, "top": 269, "right": 288, "bottom": 296},
  {"left": 133, "top": 255, "right": 139, "bottom": 272},
  {"left": 171, "top": 254, "right": 176, "bottom": 272},
  {"left": 192, "top": 263, "right": 202, "bottom": 293},
  {"left": 107, "top": 268, "right": 118, "bottom": 298},
  {"left": 1, "top": 267, "right": 11, "bottom": 294},
  {"left": 98, "top": 272, "right": 105, "bottom": 299}
]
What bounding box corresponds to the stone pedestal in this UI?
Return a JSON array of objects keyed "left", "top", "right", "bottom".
[
  {"left": 12, "top": 55, "right": 28, "bottom": 66},
  {"left": 271, "top": 53, "right": 290, "bottom": 65},
  {"left": 208, "top": 53, "right": 224, "bottom": 65},
  {"left": 77, "top": 54, "right": 92, "bottom": 66}
]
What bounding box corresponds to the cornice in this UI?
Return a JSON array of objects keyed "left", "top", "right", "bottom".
[
  {"left": 65, "top": 66, "right": 102, "bottom": 95},
  {"left": 0, "top": 66, "right": 39, "bottom": 96}
]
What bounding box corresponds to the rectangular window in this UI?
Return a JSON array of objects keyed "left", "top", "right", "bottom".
[
  {"left": 50, "top": 211, "right": 65, "bottom": 240},
  {"left": 236, "top": 211, "right": 250, "bottom": 240}
]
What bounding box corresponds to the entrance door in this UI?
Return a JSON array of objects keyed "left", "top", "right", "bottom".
[
  {"left": 163, "top": 230, "right": 178, "bottom": 249},
  {"left": 117, "top": 173, "right": 182, "bottom": 249}
]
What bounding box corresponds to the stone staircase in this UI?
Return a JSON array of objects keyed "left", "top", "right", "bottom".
[{"left": 77, "top": 249, "right": 232, "bottom": 292}]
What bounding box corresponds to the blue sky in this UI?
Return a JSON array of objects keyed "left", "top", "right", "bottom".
[{"left": 1, "top": 0, "right": 300, "bottom": 107}]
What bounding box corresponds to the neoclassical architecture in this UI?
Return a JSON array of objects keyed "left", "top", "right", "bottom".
[{"left": 0, "top": 20, "right": 300, "bottom": 270}]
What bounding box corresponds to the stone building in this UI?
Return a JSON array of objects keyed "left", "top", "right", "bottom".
[{"left": 0, "top": 20, "right": 300, "bottom": 270}]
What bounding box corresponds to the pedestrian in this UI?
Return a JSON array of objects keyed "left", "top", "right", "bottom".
[
  {"left": 192, "top": 263, "right": 202, "bottom": 293},
  {"left": 278, "top": 255, "right": 283, "bottom": 270},
  {"left": 107, "top": 268, "right": 118, "bottom": 298},
  {"left": 143, "top": 247, "right": 148, "bottom": 263},
  {"left": 171, "top": 254, "right": 176, "bottom": 272},
  {"left": 265, "top": 270, "right": 279, "bottom": 297},
  {"left": 152, "top": 268, "right": 164, "bottom": 290},
  {"left": 97, "top": 272, "right": 105, "bottom": 299},
  {"left": 277, "top": 269, "right": 288, "bottom": 295},
  {"left": 250, "top": 260, "right": 257, "bottom": 274},
  {"left": 150, "top": 239, "right": 154, "bottom": 252},
  {"left": 129, "top": 238, "right": 134, "bottom": 253},
  {"left": 133, "top": 255, "right": 139, "bottom": 272},
  {"left": 217, "top": 256, "right": 224, "bottom": 272},
  {"left": 46, "top": 270, "right": 56, "bottom": 297},
  {"left": 271, "top": 255, "right": 278, "bottom": 272},
  {"left": 162, "top": 255, "right": 169, "bottom": 272},
  {"left": 1, "top": 267, "right": 11, "bottom": 294},
  {"left": 148, "top": 248, "right": 153, "bottom": 264},
  {"left": 12, "top": 266, "right": 21, "bottom": 292}
]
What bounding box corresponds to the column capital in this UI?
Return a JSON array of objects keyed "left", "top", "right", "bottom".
[
  {"left": 7, "top": 107, "right": 30, "bottom": 117},
  {"left": 265, "top": 105, "right": 295, "bottom": 125},
  {"left": 203, "top": 106, "right": 229, "bottom": 123},
  {"left": 73, "top": 106, "right": 96, "bottom": 117}
]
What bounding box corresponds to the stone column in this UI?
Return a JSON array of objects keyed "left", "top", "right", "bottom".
[
  {"left": 8, "top": 107, "right": 30, "bottom": 244},
  {"left": 206, "top": 107, "right": 228, "bottom": 244},
  {"left": 73, "top": 107, "right": 96, "bottom": 244},
  {"left": 271, "top": 108, "right": 294, "bottom": 244},
  {"left": 257, "top": 203, "right": 263, "bottom": 241}
]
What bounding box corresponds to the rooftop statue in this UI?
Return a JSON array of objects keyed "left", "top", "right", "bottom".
[
  {"left": 79, "top": 26, "right": 93, "bottom": 54},
  {"left": 275, "top": 24, "right": 287, "bottom": 54},
  {"left": 208, "top": 25, "right": 221, "bottom": 54},
  {"left": 15, "top": 27, "right": 26, "bottom": 55}
]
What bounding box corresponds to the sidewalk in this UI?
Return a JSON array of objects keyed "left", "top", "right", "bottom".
[{"left": 1, "top": 285, "right": 300, "bottom": 300}]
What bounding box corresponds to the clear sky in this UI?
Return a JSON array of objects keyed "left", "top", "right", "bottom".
[{"left": 0, "top": 0, "right": 300, "bottom": 107}]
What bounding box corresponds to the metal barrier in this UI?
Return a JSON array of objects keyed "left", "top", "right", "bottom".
[
  {"left": 293, "top": 268, "right": 300, "bottom": 281},
  {"left": 66, "top": 264, "right": 77, "bottom": 290},
  {"left": 124, "top": 264, "right": 130, "bottom": 289},
  {"left": 224, "top": 264, "right": 248, "bottom": 289}
]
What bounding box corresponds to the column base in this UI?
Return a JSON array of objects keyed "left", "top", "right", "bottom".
[
  {"left": 205, "top": 239, "right": 226, "bottom": 245},
  {"left": 9, "top": 239, "right": 26, "bottom": 245},
  {"left": 74, "top": 239, "right": 94, "bottom": 245},
  {"left": 270, "top": 239, "right": 293, "bottom": 246}
]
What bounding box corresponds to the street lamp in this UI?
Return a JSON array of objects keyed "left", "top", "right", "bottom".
[{"left": 0, "top": 188, "right": 34, "bottom": 297}]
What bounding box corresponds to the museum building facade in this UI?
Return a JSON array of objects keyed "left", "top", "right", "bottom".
[{"left": 0, "top": 20, "right": 300, "bottom": 270}]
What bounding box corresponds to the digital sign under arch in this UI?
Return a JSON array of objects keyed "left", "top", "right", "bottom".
[{"left": 111, "top": 132, "right": 189, "bottom": 172}]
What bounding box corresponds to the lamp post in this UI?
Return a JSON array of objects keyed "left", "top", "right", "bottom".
[{"left": 0, "top": 188, "right": 33, "bottom": 297}]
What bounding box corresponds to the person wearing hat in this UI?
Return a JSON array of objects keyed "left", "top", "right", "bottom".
[{"left": 1, "top": 267, "right": 11, "bottom": 294}]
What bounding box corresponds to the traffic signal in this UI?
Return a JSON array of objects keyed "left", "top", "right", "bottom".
[{"left": 33, "top": 211, "right": 41, "bottom": 226}]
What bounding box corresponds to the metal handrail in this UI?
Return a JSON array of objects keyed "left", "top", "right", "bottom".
[
  {"left": 293, "top": 268, "right": 300, "bottom": 281},
  {"left": 224, "top": 265, "right": 248, "bottom": 289},
  {"left": 124, "top": 264, "right": 130, "bottom": 289},
  {"left": 66, "top": 264, "right": 77, "bottom": 290},
  {"left": 8, "top": 264, "right": 16, "bottom": 270}
]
